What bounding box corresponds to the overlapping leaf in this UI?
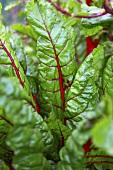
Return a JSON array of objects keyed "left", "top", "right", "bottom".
[
  {"left": 0, "top": 108, "right": 13, "bottom": 169},
  {"left": 57, "top": 120, "right": 91, "bottom": 170},
  {"left": 0, "top": 77, "right": 51, "bottom": 170},
  {"left": 65, "top": 46, "right": 104, "bottom": 121},
  {"left": 0, "top": 21, "right": 40, "bottom": 113},
  {"left": 26, "top": 0, "right": 76, "bottom": 117},
  {"left": 11, "top": 24, "right": 38, "bottom": 41},
  {"left": 82, "top": 13, "right": 113, "bottom": 29},
  {"left": 103, "top": 55, "right": 113, "bottom": 98},
  {"left": 86, "top": 149, "right": 113, "bottom": 170}
]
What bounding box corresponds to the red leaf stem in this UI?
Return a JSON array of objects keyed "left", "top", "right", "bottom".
[
  {"left": 86, "top": 37, "right": 100, "bottom": 56},
  {"left": 87, "top": 161, "right": 113, "bottom": 165},
  {"left": 56, "top": 55, "right": 65, "bottom": 110},
  {"left": 86, "top": 0, "right": 100, "bottom": 56},
  {"left": 86, "top": 0, "right": 92, "bottom": 6},
  {"left": 40, "top": 15, "right": 65, "bottom": 111},
  {"left": 87, "top": 155, "right": 113, "bottom": 160},
  {"left": 83, "top": 139, "right": 92, "bottom": 155},
  {"left": 47, "top": 0, "right": 105, "bottom": 18},
  {"left": 0, "top": 40, "right": 24, "bottom": 87},
  {"left": 0, "top": 39, "right": 40, "bottom": 114},
  {"left": 0, "top": 115, "right": 13, "bottom": 126},
  {"left": 64, "top": 117, "right": 66, "bottom": 126},
  {"left": 32, "top": 94, "right": 40, "bottom": 113}
]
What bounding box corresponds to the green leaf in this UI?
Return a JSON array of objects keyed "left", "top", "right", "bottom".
[
  {"left": 0, "top": 22, "right": 39, "bottom": 112},
  {"left": 11, "top": 24, "right": 38, "bottom": 40},
  {"left": 26, "top": 0, "right": 76, "bottom": 117},
  {"left": 35, "top": 113, "right": 58, "bottom": 160},
  {"left": 0, "top": 77, "right": 51, "bottom": 169},
  {"left": 81, "top": 14, "right": 113, "bottom": 29},
  {"left": 92, "top": 118, "right": 113, "bottom": 155},
  {"left": 57, "top": 120, "right": 91, "bottom": 170},
  {"left": 81, "top": 4, "right": 104, "bottom": 14},
  {"left": 48, "top": 113, "right": 71, "bottom": 142},
  {"left": 80, "top": 26, "right": 103, "bottom": 36},
  {"left": 103, "top": 56, "right": 113, "bottom": 99},
  {"left": 63, "top": 18, "right": 78, "bottom": 27},
  {"left": 65, "top": 46, "right": 104, "bottom": 119}
]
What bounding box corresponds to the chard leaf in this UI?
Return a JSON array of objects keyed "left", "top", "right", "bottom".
[
  {"left": 82, "top": 14, "right": 113, "bottom": 28},
  {"left": 0, "top": 22, "right": 40, "bottom": 113},
  {"left": 11, "top": 24, "right": 38, "bottom": 41},
  {"left": 65, "top": 46, "right": 104, "bottom": 120},
  {"left": 80, "top": 26, "right": 103, "bottom": 36},
  {"left": 0, "top": 109, "right": 13, "bottom": 169},
  {"left": 103, "top": 56, "right": 113, "bottom": 98},
  {"left": 48, "top": 114, "right": 71, "bottom": 143},
  {"left": 0, "top": 77, "right": 51, "bottom": 170},
  {"left": 36, "top": 114, "right": 59, "bottom": 160},
  {"left": 92, "top": 118, "right": 113, "bottom": 155},
  {"left": 86, "top": 149, "right": 113, "bottom": 169},
  {"left": 26, "top": 0, "right": 76, "bottom": 117},
  {"left": 57, "top": 120, "right": 91, "bottom": 170}
]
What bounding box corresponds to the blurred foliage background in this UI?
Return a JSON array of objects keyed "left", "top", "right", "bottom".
[{"left": 0, "top": 0, "right": 26, "bottom": 25}]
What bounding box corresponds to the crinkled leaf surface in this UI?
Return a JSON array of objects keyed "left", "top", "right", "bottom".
[
  {"left": 11, "top": 24, "right": 38, "bottom": 41},
  {"left": 103, "top": 56, "right": 113, "bottom": 98},
  {"left": 0, "top": 77, "right": 51, "bottom": 170},
  {"left": 0, "top": 21, "right": 40, "bottom": 112},
  {"left": 82, "top": 13, "right": 113, "bottom": 28},
  {"left": 65, "top": 46, "right": 104, "bottom": 120},
  {"left": 57, "top": 120, "right": 91, "bottom": 170},
  {"left": 26, "top": 0, "right": 76, "bottom": 118}
]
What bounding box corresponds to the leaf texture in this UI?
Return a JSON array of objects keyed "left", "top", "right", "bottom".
[
  {"left": 103, "top": 56, "right": 113, "bottom": 98},
  {"left": 0, "top": 77, "right": 51, "bottom": 170},
  {"left": 65, "top": 46, "right": 104, "bottom": 119},
  {"left": 26, "top": 0, "right": 76, "bottom": 117},
  {"left": 0, "top": 22, "right": 40, "bottom": 113}
]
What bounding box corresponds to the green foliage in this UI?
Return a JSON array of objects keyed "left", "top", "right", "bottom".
[{"left": 1, "top": 0, "right": 113, "bottom": 169}]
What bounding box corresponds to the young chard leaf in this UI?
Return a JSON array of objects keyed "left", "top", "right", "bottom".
[
  {"left": 65, "top": 46, "right": 104, "bottom": 120},
  {"left": 103, "top": 55, "right": 113, "bottom": 98},
  {"left": 26, "top": 0, "right": 76, "bottom": 118},
  {"left": 0, "top": 22, "right": 40, "bottom": 113},
  {"left": 0, "top": 77, "right": 51, "bottom": 170}
]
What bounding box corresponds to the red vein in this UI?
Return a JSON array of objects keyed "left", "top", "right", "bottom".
[
  {"left": 63, "top": 82, "right": 73, "bottom": 91},
  {"left": 0, "top": 41, "right": 24, "bottom": 87},
  {"left": 32, "top": 95, "right": 40, "bottom": 113},
  {"left": 47, "top": 0, "right": 105, "bottom": 18},
  {"left": 0, "top": 115, "right": 13, "bottom": 126},
  {"left": 87, "top": 155, "right": 113, "bottom": 160},
  {"left": 39, "top": 12, "right": 65, "bottom": 111},
  {"left": 0, "top": 39, "right": 40, "bottom": 114},
  {"left": 58, "top": 122, "right": 65, "bottom": 147},
  {"left": 87, "top": 161, "right": 113, "bottom": 165},
  {"left": 83, "top": 139, "right": 92, "bottom": 155}
]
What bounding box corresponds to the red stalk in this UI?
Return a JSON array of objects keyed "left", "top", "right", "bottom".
[
  {"left": 41, "top": 17, "right": 65, "bottom": 111},
  {"left": 83, "top": 139, "right": 92, "bottom": 155},
  {"left": 0, "top": 116, "right": 13, "bottom": 126},
  {"left": 86, "top": 0, "right": 92, "bottom": 6},
  {"left": 86, "top": 37, "right": 100, "bottom": 56},
  {"left": 86, "top": 0, "right": 100, "bottom": 56},
  {"left": 87, "top": 161, "right": 113, "bottom": 165},
  {"left": 0, "top": 41, "right": 24, "bottom": 87},
  {"left": 47, "top": 0, "right": 104, "bottom": 18},
  {"left": 0, "top": 39, "right": 40, "bottom": 113},
  {"left": 32, "top": 95, "right": 40, "bottom": 113},
  {"left": 56, "top": 55, "right": 65, "bottom": 110}
]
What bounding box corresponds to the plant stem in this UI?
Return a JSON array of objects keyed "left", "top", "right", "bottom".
[
  {"left": 0, "top": 39, "right": 40, "bottom": 114},
  {"left": 47, "top": 0, "right": 105, "bottom": 18}
]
